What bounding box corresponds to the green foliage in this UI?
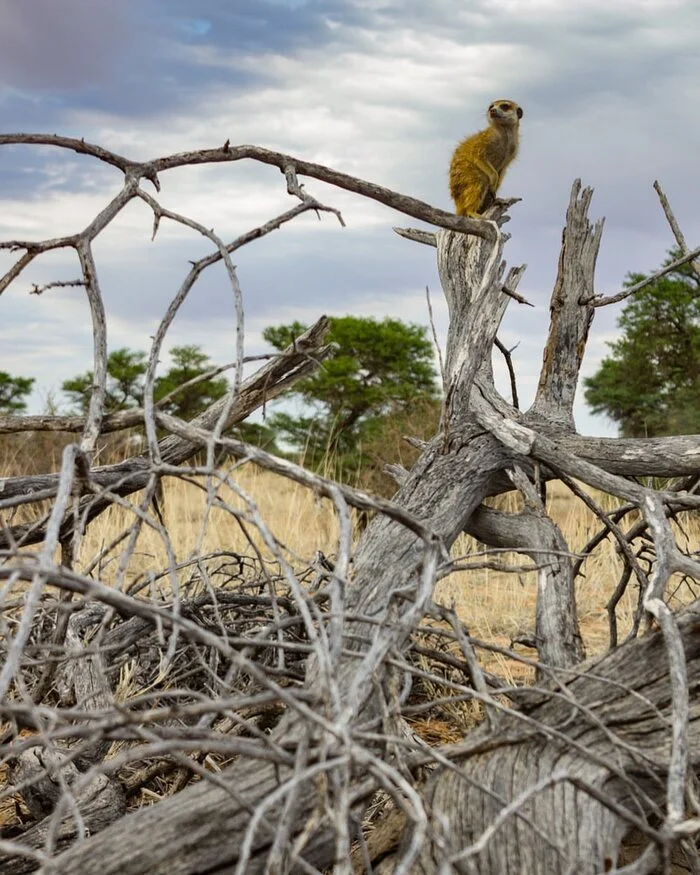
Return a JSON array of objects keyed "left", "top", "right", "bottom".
[
  {"left": 584, "top": 251, "right": 700, "bottom": 437},
  {"left": 263, "top": 316, "right": 440, "bottom": 472},
  {"left": 356, "top": 396, "right": 442, "bottom": 495},
  {"left": 62, "top": 345, "right": 228, "bottom": 420},
  {"left": 153, "top": 345, "right": 228, "bottom": 420},
  {"left": 62, "top": 348, "right": 147, "bottom": 414},
  {"left": 0, "top": 371, "right": 35, "bottom": 413}
]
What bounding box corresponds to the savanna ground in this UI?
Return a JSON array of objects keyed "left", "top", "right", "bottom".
[{"left": 4, "top": 430, "right": 699, "bottom": 675}]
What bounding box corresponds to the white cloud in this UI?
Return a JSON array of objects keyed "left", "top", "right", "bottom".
[{"left": 1, "top": 0, "right": 697, "bottom": 441}]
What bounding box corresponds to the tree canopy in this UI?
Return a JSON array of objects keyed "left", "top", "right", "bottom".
[
  {"left": 263, "top": 315, "right": 440, "bottom": 471},
  {"left": 584, "top": 251, "right": 700, "bottom": 437},
  {"left": 0, "top": 371, "right": 35, "bottom": 413},
  {"left": 153, "top": 345, "right": 228, "bottom": 420},
  {"left": 62, "top": 345, "right": 228, "bottom": 421},
  {"left": 62, "top": 348, "right": 147, "bottom": 414}
]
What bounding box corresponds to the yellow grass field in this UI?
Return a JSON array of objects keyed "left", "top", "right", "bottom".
[
  {"left": 57, "top": 463, "right": 700, "bottom": 676},
  {"left": 2, "top": 430, "right": 698, "bottom": 676}
]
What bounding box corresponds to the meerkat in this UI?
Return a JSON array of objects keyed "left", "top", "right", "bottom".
[{"left": 449, "top": 98, "right": 523, "bottom": 217}]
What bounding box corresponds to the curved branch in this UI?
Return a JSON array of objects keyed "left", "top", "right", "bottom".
[
  {"left": 148, "top": 144, "right": 494, "bottom": 237},
  {"left": 0, "top": 134, "right": 491, "bottom": 237},
  {"left": 0, "top": 133, "right": 134, "bottom": 173}
]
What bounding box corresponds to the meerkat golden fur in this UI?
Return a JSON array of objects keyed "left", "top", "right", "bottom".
[{"left": 449, "top": 99, "right": 523, "bottom": 217}]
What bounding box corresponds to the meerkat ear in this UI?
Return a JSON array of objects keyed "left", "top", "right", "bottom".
[{"left": 517, "top": 106, "right": 523, "bottom": 119}]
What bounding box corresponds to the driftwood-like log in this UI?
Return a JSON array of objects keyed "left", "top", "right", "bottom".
[
  {"left": 49, "top": 185, "right": 697, "bottom": 874},
  {"left": 360, "top": 605, "right": 700, "bottom": 873},
  {"left": 0, "top": 317, "right": 332, "bottom": 538},
  {"left": 2, "top": 604, "right": 126, "bottom": 875},
  {"left": 3, "top": 751, "right": 126, "bottom": 875},
  {"left": 43, "top": 197, "right": 518, "bottom": 875},
  {"left": 405, "top": 601, "right": 700, "bottom": 874}
]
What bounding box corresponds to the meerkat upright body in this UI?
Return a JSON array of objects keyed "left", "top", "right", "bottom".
[{"left": 449, "top": 99, "right": 523, "bottom": 217}]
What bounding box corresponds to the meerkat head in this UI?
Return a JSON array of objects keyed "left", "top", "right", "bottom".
[{"left": 488, "top": 99, "right": 523, "bottom": 126}]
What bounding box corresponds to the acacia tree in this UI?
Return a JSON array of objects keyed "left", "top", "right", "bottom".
[
  {"left": 0, "top": 134, "right": 699, "bottom": 875},
  {"left": 0, "top": 370, "right": 34, "bottom": 413},
  {"left": 584, "top": 250, "right": 700, "bottom": 436},
  {"left": 263, "top": 316, "right": 439, "bottom": 471},
  {"left": 62, "top": 345, "right": 228, "bottom": 420},
  {"left": 153, "top": 344, "right": 229, "bottom": 419},
  {"left": 63, "top": 348, "right": 147, "bottom": 413}
]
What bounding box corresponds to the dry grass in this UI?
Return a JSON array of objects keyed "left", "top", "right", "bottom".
[
  {"left": 61, "top": 464, "right": 700, "bottom": 669},
  {"left": 442, "top": 488, "right": 624, "bottom": 683},
  {"left": 60, "top": 462, "right": 697, "bottom": 756},
  {"left": 3, "top": 441, "right": 699, "bottom": 677},
  {"left": 74, "top": 464, "right": 345, "bottom": 591}
]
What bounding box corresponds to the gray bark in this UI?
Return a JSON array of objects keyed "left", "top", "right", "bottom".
[
  {"left": 2, "top": 605, "right": 126, "bottom": 875},
  {"left": 412, "top": 602, "right": 700, "bottom": 874},
  {"left": 15, "top": 200, "right": 520, "bottom": 875},
  {"left": 529, "top": 182, "right": 602, "bottom": 432}
]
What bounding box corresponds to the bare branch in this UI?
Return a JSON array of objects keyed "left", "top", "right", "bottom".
[
  {"left": 393, "top": 226, "right": 437, "bottom": 246},
  {"left": 589, "top": 244, "right": 700, "bottom": 308},
  {"left": 653, "top": 179, "right": 700, "bottom": 280},
  {"left": 529, "top": 180, "right": 603, "bottom": 429},
  {"left": 494, "top": 337, "right": 520, "bottom": 409}
]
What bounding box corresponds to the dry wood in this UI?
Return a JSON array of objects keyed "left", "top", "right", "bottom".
[
  {"left": 410, "top": 601, "right": 700, "bottom": 874},
  {"left": 0, "top": 318, "right": 332, "bottom": 530},
  {"left": 0, "top": 135, "right": 699, "bottom": 875},
  {"left": 529, "top": 181, "right": 602, "bottom": 431}
]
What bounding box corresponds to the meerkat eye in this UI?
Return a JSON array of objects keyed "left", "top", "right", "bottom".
[{"left": 500, "top": 102, "right": 511, "bottom": 111}]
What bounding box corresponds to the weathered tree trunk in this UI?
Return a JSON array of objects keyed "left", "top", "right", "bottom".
[
  {"left": 409, "top": 603, "right": 700, "bottom": 874},
  {"left": 36, "top": 184, "right": 696, "bottom": 874}
]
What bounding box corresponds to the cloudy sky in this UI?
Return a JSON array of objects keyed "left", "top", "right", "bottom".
[{"left": 1, "top": 0, "right": 698, "bottom": 435}]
